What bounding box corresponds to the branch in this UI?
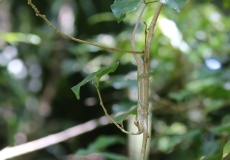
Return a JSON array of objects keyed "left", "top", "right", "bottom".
[
  {"left": 0, "top": 116, "right": 109, "bottom": 160},
  {"left": 28, "top": 0, "right": 144, "bottom": 54},
  {"left": 145, "top": 2, "right": 163, "bottom": 61},
  {"left": 94, "top": 85, "right": 140, "bottom": 135},
  {"left": 131, "top": 4, "right": 146, "bottom": 52},
  {"left": 131, "top": 5, "right": 146, "bottom": 75},
  {"left": 138, "top": 2, "right": 163, "bottom": 160}
]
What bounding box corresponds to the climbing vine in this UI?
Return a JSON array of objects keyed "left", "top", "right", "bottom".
[{"left": 28, "top": 0, "right": 188, "bottom": 159}]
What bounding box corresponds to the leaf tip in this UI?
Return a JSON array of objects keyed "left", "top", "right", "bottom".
[{"left": 71, "top": 86, "right": 80, "bottom": 100}]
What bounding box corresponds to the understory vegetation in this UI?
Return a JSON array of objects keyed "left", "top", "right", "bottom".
[{"left": 0, "top": 0, "right": 230, "bottom": 159}]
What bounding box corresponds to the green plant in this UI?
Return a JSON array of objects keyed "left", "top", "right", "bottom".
[
  {"left": 0, "top": 0, "right": 229, "bottom": 159},
  {"left": 27, "top": 0, "right": 188, "bottom": 159}
]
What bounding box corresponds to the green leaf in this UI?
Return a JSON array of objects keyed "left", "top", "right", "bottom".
[
  {"left": 88, "top": 136, "right": 125, "bottom": 152},
  {"left": 0, "top": 32, "right": 41, "bottom": 45},
  {"left": 75, "top": 136, "right": 128, "bottom": 160},
  {"left": 211, "top": 124, "right": 230, "bottom": 135},
  {"left": 224, "top": 0, "right": 230, "bottom": 9},
  {"left": 223, "top": 141, "right": 230, "bottom": 159},
  {"left": 205, "top": 100, "right": 224, "bottom": 113},
  {"left": 111, "top": 0, "right": 142, "bottom": 23},
  {"left": 202, "top": 140, "right": 220, "bottom": 158},
  {"left": 202, "top": 153, "right": 223, "bottom": 160},
  {"left": 95, "top": 62, "right": 119, "bottom": 81},
  {"left": 113, "top": 107, "right": 137, "bottom": 124},
  {"left": 159, "top": 0, "right": 188, "bottom": 12},
  {"left": 168, "top": 90, "right": 191, "bottom": 101},
  {"left": 100, "top": 152, "right": 129, "bottom": 160},
  {"left": 71, "top": 62, "right": 119, "bottom": 99},
  {"left": 75, "top": 135, "right": 125, "bottom": 155}
]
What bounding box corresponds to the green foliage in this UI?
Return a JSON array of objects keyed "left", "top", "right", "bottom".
[
  {"left": 211, "top": 124, "right": 230, "bottom": 135},
  {"left": 76, "top": 135, "right": 129, "bottom": 160},
  {"left": 223, "top": 141, "right": 230, "bottom": 159},
  {"left": 113, "top": 106, "right": 137, "bottom": 124},
  {"left": 111, "top": 0, "right": 142, "bottom": 23},
  {"left": 111, "top": 0, "right": 188, "bottom": 23},
  {"left": 76, "top": 135, "right": 124, "bottom": 153},
  {"left": 224, "top": 0, "right": 230, "bottom": 8},
  {"left": 159, "top": 0, "right": 188, "bottom": 12},
  {"left": 0, "top": 32, "right": 41, "bottom": 45},
  {"left": 71, "top": 62, "right": 119, "bottom": 99},
  {"left": 1, "top": 0, "right": 230, "bottom": 159}
]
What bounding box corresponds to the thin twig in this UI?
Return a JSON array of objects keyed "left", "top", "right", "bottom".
[
  {"left": 131, "top": 3, "right": 150, "bottom": 160},
  {"left": 94, "top": 85, "right": 140, "bottom": 135},
  {"left": 28, "top": 0, "right": 144, "bottom": 54},
  {"left": 131, "top": 4, "right": 146, "bottom": 89},
  {"left": 131, "top": 4, "right": 146, "bottom": 53},
  {"left": 145, "top": 2, "right": 163, "bottom": 62}
]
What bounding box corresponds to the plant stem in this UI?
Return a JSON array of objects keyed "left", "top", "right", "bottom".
[
  {"left": 130, "top": 2, "right": 163, "bottom": 159},
  {"left": 28, "top": 0, "right": 164, "bottom": 159},
  {"left": 94, "top": 85, "right": 140, "bottom": 135},
  {"left": 28, "top": 0, "right": 144, "bottom": 54},
  {"left": 140, "top": 2, "right": 163, "bottom": 160}
]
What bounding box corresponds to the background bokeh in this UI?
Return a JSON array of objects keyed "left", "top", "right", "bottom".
[{"left": 0, "top": 0, "right": 230, "bottom": 159}]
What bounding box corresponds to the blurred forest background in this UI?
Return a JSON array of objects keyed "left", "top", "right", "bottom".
[{"left": 0, "top": 0, "right": 230, "bottom": 159}]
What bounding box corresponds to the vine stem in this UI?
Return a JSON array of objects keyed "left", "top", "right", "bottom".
[
  {"left": 141, "top": 2, "right": 163, "bottom": 160},
  {"left": 28, "top": 0, "right": 164, "bottom": 159},
  {"left": 130, "top": 1, "right": 163, "bottom": 159},
  {"left": 94, "top": 84, "right": 141, "bottom": 135},
  {"left": 27, "top": 0, "right": 144, "bottom": 54}
]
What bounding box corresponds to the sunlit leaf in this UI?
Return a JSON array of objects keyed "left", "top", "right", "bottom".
[
  {"left": 205, "top": 100, "right": 224, "bottom": 113},
  {"left": 0, "top": 32, "right": 41, "bottom": 45},
  {"left": 111, "top": 0, "right": 142, "bottom": 23},
  {"left": 221, "top": 115, "right": 230, "bottom": 125},
  {"left": 71, "top": 62, "right": 119, "bottom": 99},
  {"left": 202, "top": 153, "right": 223, "bottom": 160},
  {"left": 186, "top": 78, "right": 219, "bottom": 93},
  {"left": 211, "top": 124, "right": 230, "bottom": 135},
  {"left": 95, "top": 62, "right": 119, "bottom": 81},
  {"left": 223, "top": 141, "right": 230, "bottom": 159},
  {"left": 113, "top": 107, "right": 137, "bottom": 124},
  {"left": 159, "top": 0, "right": 188, "bottom": 12}
]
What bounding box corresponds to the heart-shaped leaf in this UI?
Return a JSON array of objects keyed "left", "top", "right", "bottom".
[
  {"left": 71, "top": 62, "right": 119, "bottom": 99},
  {"left": 111, "top": 0, "right": 142, "bottom": 23},
  {"left": 159, "top": 0, "right": 188, "bottom": 12}
]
